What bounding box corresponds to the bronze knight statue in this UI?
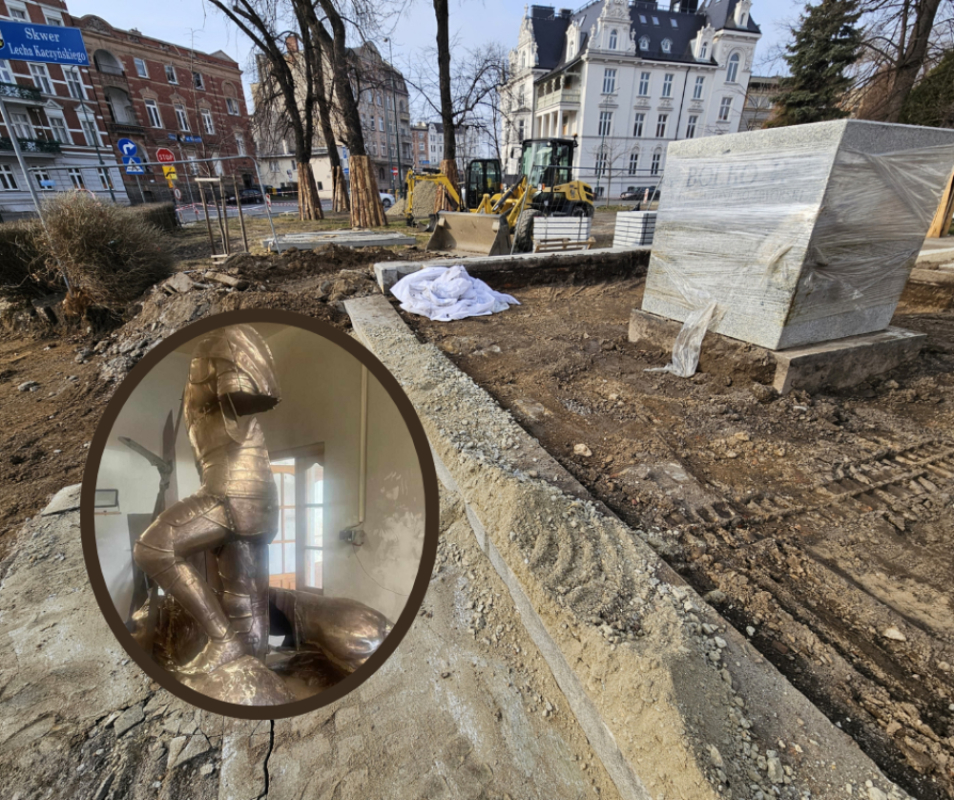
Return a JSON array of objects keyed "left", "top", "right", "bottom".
[{"left": 133, "top": 324, "right": 281, "bottom": 676}]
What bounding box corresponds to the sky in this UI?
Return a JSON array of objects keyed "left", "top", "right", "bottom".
[{"left": 66, "top": 0, "right": 801, "bottom": 111}]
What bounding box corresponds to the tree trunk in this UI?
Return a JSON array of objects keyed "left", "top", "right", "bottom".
[
  {"left": 435, "top": 159, "right": 460, "bottom": 213},
  {"left": 333, "top": 166, "right": 350, "bottom": 213},
  {"left": 297, "top": 162, "right": 323, "bottom": 220},
  {"left": 433, "top": 0, "right": 459, "bottom": 212},
  {"left": 882, "top": 0, "right": 943, "bottom": 122},
  {"left": 349, "top": 155, "right": 388, "bottom": 228}
]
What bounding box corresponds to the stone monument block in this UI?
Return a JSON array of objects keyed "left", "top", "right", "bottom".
[{"left": 641, "top": 120, "right": 954, "bottom": 350}]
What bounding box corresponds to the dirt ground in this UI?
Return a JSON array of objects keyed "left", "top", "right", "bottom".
[
  {"left": 0, "top": 220, "right": 432, "bottom": 561},
  {"left": 402, "top": 270, "right": 954, "bottom": 800}
]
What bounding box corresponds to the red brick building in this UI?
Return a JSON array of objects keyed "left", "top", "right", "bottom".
[
  {"left": 76, "top": 14, "right": 256, "bottom": 203},
  {"left": 0, "top": 0, "right": 128, "bottom": 219}
]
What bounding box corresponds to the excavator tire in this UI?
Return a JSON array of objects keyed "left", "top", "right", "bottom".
[{"left": 512, "top": 209, "right": 542, "bottom": 254}]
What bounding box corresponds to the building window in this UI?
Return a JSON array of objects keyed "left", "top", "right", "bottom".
[
  {"left": 628, "top": 151, "right": 639, "bottom": 175},
  {"left": 693, "top": 76, "right": 704, "bottom": 100},
  {"left": 201, "top": 107, "right": 215, "bottom": 134},
  {"left": 638, "top": 72, "right": 650, "bottom": 96},
  {"left": 193, "top": 72, "right": 205, "bottom": 90},
  {"left": 700, "top": 42, "right": 708, "bottom": 60},
  {"left": 6, "top": 5, "right": 27, "bottom": 20},
  {"left": 633, "top": 112, "right": 645, "bottom": 137},
  {"left": 686, "top": 114, "right": 698, "bottom": 138},
  {"left": 44, "top": 13, "right": 63, "bottom": 25},
  {"left": 145, "top": 98, "right": 162, "bottom": 128},
  {"left": 29, "top": 63, "right": 53, "bottom": 95},
  {"left": 165, "top": 65, "right": 177, "bottom": 84},
  {"left": 378, "top": 118, "right": 385, "bottom": 132},
  {"left": 662, "top": 73, "right": 673, "bottom": 98},
  {"left": 656, "top": 113, "right": 668, "bottom": 138},
  {"left": 66, "top": 70, "right": 85, "bottom": 99},
  {"left": 235, "top": 133, "right": 246, "bottom": 156},
  {"left": 718, "top": 96, "right": 732, "bottom": 121},
  {"left": 134, "top": 58, "right": 148, "bottom": 78},
  {"left": 98, "top": 168, "right": 114, "bottom": 190},
  {"left": 419, "top": 141, "right": 424, "bottom": 152},
  {"left": 10, "top": 111, "right": 33, "bottom": 139},
  {"left": 650, "top": 151, "right": 661, "bottom": 175},
  {"left": 726, "top": 52, "right": 740, "bottom": 83},
  {"left": 68, "top": 168, "right": 85, "bottom": 189},
  {"left": 0, "top": 164, "right": 18, "bottom": 190},
  {"left": 81, "top": 118, "right": 99, "bottom": 147},
  {"left": 602, "top": 68, "right": 617, "bottom": 95},
  {"left": 226, "top": 97, "right": 239, "bottom": 115},
  {"left": 651, "top": 16, "right": 660, "bottom": 24},
  {"left": 639, "top": 14, "right": 647, "bottom": 23},
  {"left": 48, "top": 116, "right": 69, "bottom": 144},
  {"left": 671, "top": 18, "right": 678, "bottom": 27},
  {"left": 638, "top": 36, "right": 649, "bottom": 51},
  {"left": 595, "top": 148, "right": 607, "bottom": 177},
  {"left": 661, "top": 39, "right": 672, "bottom": 54},
  {"left": 34, "top": 168, "right": 53, "bottom": 190},
  {"left": 174, "top": 103, "right": 190, "bottom": 131},
  {"left": 517, "top": 119, "right": 525, "bottom": 141},
  {"left": 608, "top": 29, "right": 618, "bottom": 49},
  {"left": 598, "top": 111, "right": 613, "bottom": 137},
  {"left": 0, "top": 60, "right": 12, "bottom": 84}
]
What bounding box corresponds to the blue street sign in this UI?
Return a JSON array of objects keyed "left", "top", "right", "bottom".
[
  {"left": 39, "top": 179, "right": 55, "bottom": 188},
  {"left": 343, "top": 167, "right": 349, "bottom": 176},
  {"left": 0, "top": 20, "right": 89, "bottom": 66},
  {"left": 123, "top": 156, "right": 144, "bottom": 175},
  {"left": 117, "top": 138, "right": 137, "bottom": 157}
]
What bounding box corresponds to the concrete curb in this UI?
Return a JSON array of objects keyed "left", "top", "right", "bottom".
[
  {"left": 346, "top": 294, "right": 907, "bottom": 800},
  {"left": 374, "top": 246, "right": 651, "bottom": 292}
]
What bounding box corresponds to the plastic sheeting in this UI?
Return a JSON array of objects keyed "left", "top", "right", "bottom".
[
  {"left": 644, "top": 135, "right": 954, "bottom": 366},
  {"left": 390, "top": 265, "right": 520, "bottom": 322}
]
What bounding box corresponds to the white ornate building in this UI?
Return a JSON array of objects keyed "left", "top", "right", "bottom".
[{"left": 499, "top": 0, "right": 761, "bottom": 196}]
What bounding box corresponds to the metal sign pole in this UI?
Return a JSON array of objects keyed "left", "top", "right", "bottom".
[
  {"left": 0, "top": 94, "right": 70, "bottom": 289},
  {"left": 253, "top": 159, "right": 281, "bottom": 254}
]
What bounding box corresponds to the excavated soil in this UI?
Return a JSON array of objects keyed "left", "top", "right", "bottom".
[
  {"left": 0, "top": 241, "right": 425, "bottom": 561},
  {"left": 402, "top": 272, "right": 954, "bottom": 800}
]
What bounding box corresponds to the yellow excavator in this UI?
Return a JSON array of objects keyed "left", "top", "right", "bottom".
[{"left": 404, "top": 138, "right": 595, "bottom": 256}]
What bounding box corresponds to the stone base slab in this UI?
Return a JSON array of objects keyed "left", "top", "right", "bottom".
[{"left": 629, "top": 308, "right": 926, "bottom": 394}]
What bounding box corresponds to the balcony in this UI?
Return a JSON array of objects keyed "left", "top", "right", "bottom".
[
  {"left": 0, "top": 136, "right": 61, "bottom": 155},
  {"left": 98, "top": 70, "right": 129, "bottom": 90},
  {"left": 0, "top": 82, "right": 44, "bottom": 104},
  {"left": 537, "top": 88, "right": 580, "bottom": 111},
  {"left": 108, "top": 121, "right": 145, "bottom": 136}
]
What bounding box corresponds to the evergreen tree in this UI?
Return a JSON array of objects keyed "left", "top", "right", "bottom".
[{"left": 769, "top": 0, "right": 862, "bottom": 127}]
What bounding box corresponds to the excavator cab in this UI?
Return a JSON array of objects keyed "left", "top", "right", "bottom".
[
  {"left": 464, "top": 159, "right": 502, "bottom": 210},
  {"left": 521, "top": 138, "right": 593, "bottom": 217}
]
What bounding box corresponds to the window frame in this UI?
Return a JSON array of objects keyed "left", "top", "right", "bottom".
[
  {"left": 718, "top": 96, "right": 732, "bottom": 122},
  {"left": 226, "top": 97, "right": 239, "bottom": 115},
  {"left": 693, "top": 76, "right": 705, "bottom": 100},
  {"left": 686, "top": 114, "right": 698, "bottom": 138},
  {"left": 68, "top": 167, "right": 85, "bottom": 189},
  {"left": 144, "top": 98, "right": 162, "bottom": 128},
  {"left": 29, "top": 63, "right": 53, "bottom": 95},
  {"left": 165, "top": 64, "right": 178, "bottom": 85},
  {"left": 656, "top": 113, "right": 668, "bottom": 138},
  {"left": 726, "top": 52, "right": 741, "bottom": 84},
  {"left": 628, "top": 151, "right": 639, "bottom": 176},
  {"left": 134, "top": 58, "right": 148, "bottom": 78},
  {"left": 65, "top": 69, "right": 85, "bottom": 100},
  {"left": 602, "top": 67, "right": 617, "bottom": 95},
  {"left": 174, "top": 103, "right": 190, "bottom": 131},
  {"left": 633, "top": 112, "right": 645, "bottom": 137},
  {"left": 48, "top": 114, "right": 69, "bottom": 144},
  {"left": 0, "top": 163, "right": 19, "bottom": 191},
  {"left": 638, "top": 71, "right": 650, "bottom": 97},
  {"left": 662, "top": 73, "right": 674, "bottom": 98},
  {"left": 598, "top": 110, "right": 613, "bottom": 137},
  {"left": 201, "top": 107, "right": 215, "bottom": 135},
  {"left": 650, "top": 151, "right": 661, "bottom": 176}
]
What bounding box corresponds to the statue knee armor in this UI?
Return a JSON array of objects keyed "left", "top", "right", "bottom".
[{"left": 133, "top": 523, "right": 179, "bottom": 586}]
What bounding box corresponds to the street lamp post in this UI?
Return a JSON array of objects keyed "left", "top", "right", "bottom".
[{"left": 383, "top": 37, "right": 402, "bottom": 197}]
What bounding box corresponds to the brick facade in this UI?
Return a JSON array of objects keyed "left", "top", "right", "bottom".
[
  {"left": 0, "top": 0, "right": 129, "bottom": 219},
  {"left": 76, "top": 13, "right": 256, "bottom": 204}
]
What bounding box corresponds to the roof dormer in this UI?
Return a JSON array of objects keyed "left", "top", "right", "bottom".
[
  {"left": 734, "top": 0, "right": 752, "bottom": 28},
  {"left": 692, "top": 24, "right": 715, "bottom": 60}
]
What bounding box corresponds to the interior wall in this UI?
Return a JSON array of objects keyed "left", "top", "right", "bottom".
[
  {"left": 261, "top": 327, "right": 425, "bottom": 622},
  {"left": 95, "top": 351, "right": 192, "bottom": 619}
]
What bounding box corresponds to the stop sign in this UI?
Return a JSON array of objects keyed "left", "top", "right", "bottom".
[{"left": 156, "top": 148, "right": 175, "bottom": 164}]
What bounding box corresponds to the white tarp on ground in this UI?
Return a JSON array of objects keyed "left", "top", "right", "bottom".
[{"left": 390, "top": 265, "right": 520, "bottom": 322}]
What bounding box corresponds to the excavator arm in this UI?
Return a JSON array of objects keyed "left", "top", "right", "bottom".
[{"left": 404, "top": 170, "right": 462, "bottom": 228}]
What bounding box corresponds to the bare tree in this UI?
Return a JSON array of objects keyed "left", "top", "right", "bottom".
[
  {"left": 207, "top": 0, "right": 324, "bottom": 219},
  {"left": 588, "top": 138, "right": 629, "bottom": 206}
]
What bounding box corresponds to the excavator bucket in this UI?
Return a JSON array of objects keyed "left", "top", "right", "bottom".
[{"left": 425, "top": 211, "right": 511, "bottom": 256}]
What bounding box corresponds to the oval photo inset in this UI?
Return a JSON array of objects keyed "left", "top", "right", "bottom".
[{"left": 81, "top": 311, "right": 438, "bottom": 718}]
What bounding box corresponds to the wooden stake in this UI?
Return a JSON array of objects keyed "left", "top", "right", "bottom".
[
  {"left": 927, "top": 166, "right": 954, "bottom": 238},
  {"left": 199, "top": 187, "right": 216, "bottom": 256},
  {"left": 233, "top": 175, "right": 249, "bottom": 253}
]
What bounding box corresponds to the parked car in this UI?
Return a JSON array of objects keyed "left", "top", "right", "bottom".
[
  {"left": 226, "top": 188, "right": 265, "bottom": 205},
  {"left": 380, "top": 192, "right": 395, "bottom": 210},
  {"left": 619, "top": 185, "right": 661, "bottom": 203}
]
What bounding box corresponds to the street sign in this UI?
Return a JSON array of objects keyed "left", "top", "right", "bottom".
[
  {"left": 343, "top": 167, "right": 349, "bottom": 176},
  {"left": 117, "top": 138, "right": 137, "bottom": 157},
  {"left": 0, "top": 20, "right": 89, "bottom": 67},
  {"left": 392, "top": 167, "right": 398, "bottom": 176},
  {"left": 156, "top": 148, "right": 176, "bottom": 164},
  {"left": 123, "top": 156, "right": 144, "bottom": 175},
  {"left": 173, "top": 188, "right": 182, "bottom": 201},
  {"left": 162, "top": 165, "right": 178, "bottom": 181}
]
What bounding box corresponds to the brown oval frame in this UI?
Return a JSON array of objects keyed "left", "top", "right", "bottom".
[{"left": 80, "top": 309, "right": 440, "bottom": 720}]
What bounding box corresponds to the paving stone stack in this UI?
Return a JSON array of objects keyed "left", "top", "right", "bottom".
[
  {"left": 641, "top": 120, "right": 954, "bottom": 350},
  {"left": 613, "top": 211, "right": 657, "bottom": 248}
]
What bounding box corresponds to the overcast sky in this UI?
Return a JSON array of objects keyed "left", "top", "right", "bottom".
[{"left": 67, "top": 0, "right": 800, "bottom": 110}]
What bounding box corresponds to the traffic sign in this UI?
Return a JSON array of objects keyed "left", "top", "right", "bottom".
[
  {"left": 162, "top": 165, "right": 178, "bottom": 181},
  {"left": 156, "top": 148, "right": 176, "bottom": 164},
  {"left": 117, "top": 138, "right": 137, "bottom": 157},
  {"left": 123, "top": 155, "right": 144, "bottom": 175},
  {"left": 173, "top": 188, "right": 182, "bottom": 201},
  {"left": 392, "top": 167, "right": 398, "bottom": 176}
]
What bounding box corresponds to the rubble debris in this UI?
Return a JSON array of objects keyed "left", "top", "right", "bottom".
[
  {"left": 17, "top": 381, "right": 38, "bottom": 392},
  {"left": 164, "top": 273, "right": 194, "bottom": 294}
]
